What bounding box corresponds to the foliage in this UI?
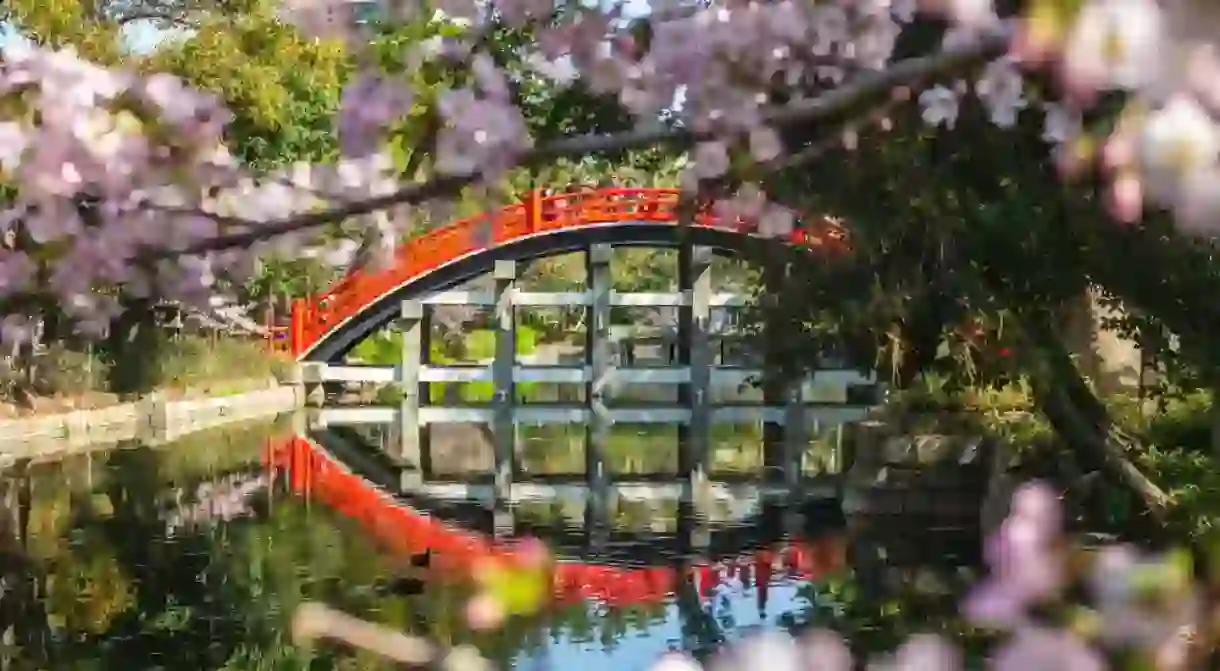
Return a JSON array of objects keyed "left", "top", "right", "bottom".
[
  {"left": 7, "top": 431, "right": 709, "bottom": 668},
  {"left": 155, "top": 334, "right": 292, "bottom": 388},
  {"left": 351, "top": 325, "right": 542, "bottom": 402},
  {"left": 6, "top": 0, "right": 1220, "bottom": 667},
  {"left": 0, "top": 334, "right": 287, "bottom": 406},
  {"left": 0, "top": 344, "right": 106, "bottom": 401},
  {"left": 140, "top": 0, "right": 349, "bottom": 169}
]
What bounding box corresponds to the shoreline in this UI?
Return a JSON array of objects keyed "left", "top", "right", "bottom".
[{"left": 0, "top": 380, "right": 305, "bottom": 464}]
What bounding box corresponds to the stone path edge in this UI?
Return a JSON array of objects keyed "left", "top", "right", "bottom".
[{"left": 0, "top": 382, "right": 305, "bottom": 462}]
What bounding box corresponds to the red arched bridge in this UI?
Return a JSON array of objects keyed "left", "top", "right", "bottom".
[
  {"left": 275, "top": 187, "right": 848, "bottom": 362},
  {"left": 265, "top": 435, "right": 846, "bottom": 608},
  {"left": 272, "top": 185, "right": 873, "bottom": 504}
]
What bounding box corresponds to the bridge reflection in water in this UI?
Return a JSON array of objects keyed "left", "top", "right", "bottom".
[{"left": 267, "top": 428, "right": 982, "bottom": 623}]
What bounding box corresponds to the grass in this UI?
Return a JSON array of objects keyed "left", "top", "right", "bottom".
[
  {"left": 353, "top": 325, "right": 546, "bottom": 403},
  {"left": 0, "top": 335, "right": 294, "bottom": 415},
  {"left": 156, "top": 335, "right": 294, "bottom": 392},
  {"left": 1110, "top": 390, "right": 1220, "bottom": 541}
]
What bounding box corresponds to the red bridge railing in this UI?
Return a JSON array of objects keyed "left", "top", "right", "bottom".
[{"left": 287, "top": 188, "right": 849, "bottom": 358}]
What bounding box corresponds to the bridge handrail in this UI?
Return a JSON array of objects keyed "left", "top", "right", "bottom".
[{"left": 289, "top": 187, "right": 848, "bottom": 357}]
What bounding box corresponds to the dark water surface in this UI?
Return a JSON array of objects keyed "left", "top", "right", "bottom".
[{"left": 0, "top": 420, "right": 982, "bottom": 670}]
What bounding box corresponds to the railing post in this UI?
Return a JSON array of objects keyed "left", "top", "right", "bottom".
[
  {"left": 525, "top": 189, "right": 541, "bottom": 232},
  {"left": 783, "top": 379, "right": 807, "bottom": 493},
  {"left": 397, "top": 299, "right": 425, "bottom": 492},
  {"left": 290, "top": 298, "right": 306, "bottom": 356},
  {"left": 419, "top": 305, "right": 433, "bottom": 481},
  {"left": 492, "top": 260, "right": 517, "bottom": 508},
  {"left": 762, "top": 261, "right": 790, "bottom": 482},
  {"left": 678, "top": 243, "right": 713, "bottom": 490},
  {"left": 585, "top": 244, "right": 612, "bottom": 494}
]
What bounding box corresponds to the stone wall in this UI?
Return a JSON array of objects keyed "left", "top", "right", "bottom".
[
  {"left": 841, "top": 417, "right": 1007, "bottom": 521},
  {"left": 0, "top": 383, "right": 303, "bottom": 463}
]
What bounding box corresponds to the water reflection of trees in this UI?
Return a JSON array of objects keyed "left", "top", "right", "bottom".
[
  {"left": 0, "top": 427, "right": 732, "bottom": 669},
  {"left": 0, "top": 423, "right": 987, "bottom": 669}
]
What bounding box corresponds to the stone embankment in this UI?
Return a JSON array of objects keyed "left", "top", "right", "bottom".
[
  {"left": 0, "top": 381, "right": 303, "bottom": 463},
  {"left": 842, "top": 414, "right": 1014, "bottom": 530}
]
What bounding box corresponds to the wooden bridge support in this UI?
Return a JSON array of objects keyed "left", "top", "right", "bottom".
[
  {"left": 678, "top": 244, "right": 713, "bottom": 494},
  {"left": 492, "top": 260, "right": 517, "bottom": 510},
  {"left": 761, "top": 261, "right": 808, "bottom": 483},
  {"left": 586, "top": 244, "right": 612, "bottom": 495},
  {"left": 677, "top": 498, "right": 711, "bottom": 555},
  {"left": 397, "top": 299, "right": 426, "bottom": 491},
  {"left": 418, "top": 308, "right": 433, "bottom": 480},
  {"left": 584, "top": 477, "right": 610, "bottom": 555},
  {"left": 491, "top": 260, "right": 517, "bottom": 535}
]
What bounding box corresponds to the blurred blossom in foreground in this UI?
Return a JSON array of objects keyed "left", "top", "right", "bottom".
[
  {"left": 642, "top": 480, "right": 1205, "bottom": 670},
  {"left": 465, "top": 536, "right": 552, "bottom": 631}
]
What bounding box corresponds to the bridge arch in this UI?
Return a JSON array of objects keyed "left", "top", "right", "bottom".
[{"left": 289, "top": 187, "right": 848, "bottom": 362}]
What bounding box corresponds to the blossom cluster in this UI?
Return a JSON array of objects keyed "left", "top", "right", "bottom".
[
  {"left": 164, "top": 472, "right": 271, "bottom": 530},
  {"left": 642, "top": 482, "right": 1207, "bottom": 670},
  {"left": 0, "top": 0, "right": 1218, "bottom": 337}
]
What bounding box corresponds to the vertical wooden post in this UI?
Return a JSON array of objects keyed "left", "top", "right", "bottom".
[
  {"left": 677, "top": 498, "right": 710, "bottom": 556},
  {"left": 418, "top": 306, "right": 433, "bottom": 481},
  {"left": 140, "top": 391, "right": 170, "bottom": 444},
  {"left": 584, "top": 476, "right": 610, "bottom": 555},
  {"left": 299, "top": 362, "right": 326, "bottom": 407},
  {"left": 762, "top": 262, "right": 789, "bottom": 482},
  {"left": 492, "top": 260, "right": 517, "bottom": 509},
  {"left": 397, "top": 299, "right": 424, "bottom": 492},
  {"left": 290, "top": 298, "right": 306, "bottom": 356},
  {"left": 525, "top": 189, "right": 542, "bottom": 232},
  {"left": 678, "top": 244, "right": 713, "bottom": 487},
  {"left": 585, "top": 244, "right": 612, "bottom": 492},
  {"left": 783, "top": 379, "right": 807, "bottom": 505}
]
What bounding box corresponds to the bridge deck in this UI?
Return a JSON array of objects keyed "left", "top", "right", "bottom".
[
  {"left": 415, "top": 289, "right": 751, "bottom": 307},
  {"left": 312, "top": 403, "right": 872, "bottom": 426},
  {"left": 305, "top": 362, "right": 872, "bottom": 388}
]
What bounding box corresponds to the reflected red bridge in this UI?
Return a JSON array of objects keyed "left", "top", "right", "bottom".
[{"left": 266, "top": 436, "right": 845, "bottom": 607}]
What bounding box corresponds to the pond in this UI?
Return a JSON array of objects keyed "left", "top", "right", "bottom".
[{"left": 0, "top": 419, "right": 984, "bottom": 670}]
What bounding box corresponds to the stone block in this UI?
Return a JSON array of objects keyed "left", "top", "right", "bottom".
[
  {"left": 493, "top": 259, "right": 517, "bottom": 280},
  {"left": 298, "top": 362, "right": 327, "bottom": 384},
  {"left": 874, "top": 434, "right": 988, "bottom": 466},
  {"left": 588, "top": 244, "right": 613, "bottom": 264},
  {"left": 400, "top": 299, "right": 424, "bottom": 320}
]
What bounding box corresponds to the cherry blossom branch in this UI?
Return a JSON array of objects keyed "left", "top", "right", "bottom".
[
  {"left": 151, "top": 25, "right": 1010, "bottom": 260},
  {"left": 292, "top": 602, "right": 493, "bottom": 670}
]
